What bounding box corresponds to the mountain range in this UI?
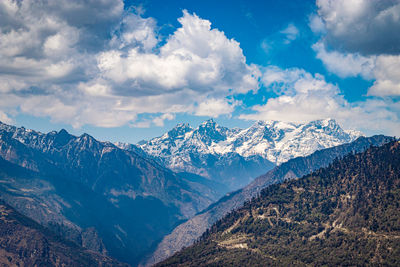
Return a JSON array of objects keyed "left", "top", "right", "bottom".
[
  {"left": 0, "top": 120, "right": 389, "bottom": 266},
  {"left": 144, "top": 134, "right": 392, "bottom": 266},
  {"left": 158, "top": 140, "right": 400, "bottom": 266},
  {"left": 0, "top": 121, "right": 221, "bottom": 266},
  {"left": 122, "top": 118, "right": 361, "bottom": 190}
]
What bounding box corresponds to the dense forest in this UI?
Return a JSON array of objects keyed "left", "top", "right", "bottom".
[{"left": 158, "top": 141, "right": 400, "bottom": 266}]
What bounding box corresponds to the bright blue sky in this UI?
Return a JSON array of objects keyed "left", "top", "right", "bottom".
[{"left": 1, "top": 0, "right": 399, "bottom": 143}]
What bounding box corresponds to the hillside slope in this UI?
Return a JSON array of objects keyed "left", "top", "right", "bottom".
[
  {"left": 0, "top": 121, "right": 219, "bottom": 266},
  {"left": 145, "top": 135, "right": 393, "bottom": 266},
  {"left": 159, "top": 140, "right": 400, "bottom": 266},
  {"left": 0, "top": 200, "right": 127, "bottom": 266}
]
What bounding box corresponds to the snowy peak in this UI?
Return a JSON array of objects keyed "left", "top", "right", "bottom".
[
  {"left": 140, "top": 119, "right": 363, "bottom": 171},
  {"left": 0, "top": 121, "right": 110, "bottom": 155},
  {"left": 229, "top": 119, "right": 362, "bottom": 163},
  {"left": 192, "top": 119, "right": 229, "bottom": 145},
  {"left": 166, "top": 123, "right": 193, "bottom": 139},
  {"left": 303, "top": 118, "right": 342, "bottom": 134}
]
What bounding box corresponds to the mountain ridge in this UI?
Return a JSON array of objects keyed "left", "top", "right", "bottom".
[
  {"left": 129, "top": 118, "right": 362, "bottom": 190},
  {"left": 158, "top": 140, "right": 400, "bottom": 266},
  {"left": 144, "top": 134, "right": 393, "bottom": 266},
  {"left": 0, "top": 199, "right": 128, "bottom": 266},
  {"left": 0, "top": 120, "right": 221, "bottom": 266}
]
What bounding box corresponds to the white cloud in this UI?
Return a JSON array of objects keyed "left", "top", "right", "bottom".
[
  {"left": 262, "top": 66, "right": 337, "bottom": 95},
  {"left": 195, "top": 98, "right": 237, "bottom": 118},
  {"left": 130, "top": 113, "right": 176, "bottom": 128},
  {"left": 110, "top": 11, "right": 158, "bottom": 52},
  {"left": 0, "top": 111, "right": 14, "bottom": 124},
  {"left": 153, "top": 113, "right": 175, "bottom": 127},
  {"left": 316, "top": 0, "right": 400, "bottom": 55},
  {"left": 312, "top": 42, "right": 375, "bottom": 79},
  {"left": 280, "top": 24, "right": 299, "bottom": 44},
  {"left": 242, "top": 67, "right": 400, "bottom": 136},
  {"left": 368, "top": 55, "right": 400, "bottom": 96},
  {"left": 0, "top": 2, "right": 259, "bottom": 128},
  {"left": 313, "top": 0, "right": 400, "bottom": 96},
  {"left": 98, "top": 10, "right": 259, "bottom": 97},
  {"left": 309, "top": 15, "right": 325, "bottom": 34},
  {"left": 260, "top": 23, "right": 300, "bottom": 55},
  {"left": 244, "top": 67, "right": 343, "bottom": 123}
]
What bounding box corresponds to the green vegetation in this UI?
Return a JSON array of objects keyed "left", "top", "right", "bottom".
[{"left": 158, "top": 141, "right": 400, "bottom": 266}]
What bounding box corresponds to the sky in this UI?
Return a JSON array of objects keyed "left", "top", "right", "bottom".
[{"left": 0, "top": 0, "right": 400, "bottom": 143}]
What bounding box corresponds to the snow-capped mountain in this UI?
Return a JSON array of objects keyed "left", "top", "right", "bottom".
[
  {"left": 0, "top": 121, "right": 222, "bottom": 266},
  {"left": 134, "top": 119, "right": 362, "bottom": 189}
]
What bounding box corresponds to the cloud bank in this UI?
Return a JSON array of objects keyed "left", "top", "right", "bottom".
[
  {"left": 241, "top": 66, "right": 400, "bottom": 136},
  {"left": 0, "top": 0, "right": 399, "bottom": 136},
  {"left": 313, "top": 0, "right": 400, "bottom": 97},
  {"left": 0, "top": 1, "right": 259, "bottom": 127},
  {"left": 316, "top": 0, "right": 400, "bottom": 56},
  {"left": 242, "top": 0, "right": 400, "bottom": 135},
  {"left": 244, "top": 0, "right": 400, "bottom": 135}
]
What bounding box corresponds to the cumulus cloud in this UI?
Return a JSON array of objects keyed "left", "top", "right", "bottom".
[
  {"left": 312, "top": 0, "right": 400, "bottom": 97},
  {"left": 97, "top": 10, "right": 259, "bottom": 97},
  {"left": 109, "top": 11, "right": 158, "bottom": 52},
  {"left": 195, "top": 98, "right": 238, "bottom": 118},
  {"left": 312, "top": 42, "right": 375, "bottom": 79},
  {"left": 242, "top": 67, "right": 343, "bottom": 123},
  {"left": 368, "top": 55, "right": 400, "bottom": 96},
  {"left": 242, "top": 67, "right": 400, "bottom": 136},
  {"left": 0, "top": 2, "right": 259, "bottom": 128},
  {"left": 316, "top": 0, "right": 400, "bottom": 56},
  {"left": 131, "top": 113, "right": 175, "bottom": 128}
]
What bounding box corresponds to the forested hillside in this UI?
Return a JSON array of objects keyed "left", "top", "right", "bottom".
[{"left": 159, "top": 141, "right": 400, "bottom": 266}]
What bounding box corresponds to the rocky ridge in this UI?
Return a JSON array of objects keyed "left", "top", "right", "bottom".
[
  {"left": 0, "top": 121, "right": 219, "bottom": 266},
  {"left": 127, "top": 119, "right": 361, "bottom": 190}
]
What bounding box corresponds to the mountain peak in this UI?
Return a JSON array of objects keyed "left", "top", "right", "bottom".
[
  {"left": 172, "top": 122, "right": 192, "bottom": 132},
  {"left": 52, "top": 128, "right": 74, "bottom": 147},
  {"left": 204, "top": 118, "right": 215, "bottom": 123},
  {"left": 78, "top": 133, "right": 95, "bottom": 140},
  {"left": 199, "top": 118, "right": 218, "bottom": 128},
  {"left": 140, "top": 118, "right": 363, "bottom": 168},
  {"left": 175, "top": 122, "right": 190, "bottom": 128},
  {"left": 311, "top": 118, "right": 338, "bottom": 127},
  {"left": 58, "top": 129, "right": 69, "bottom": 135},
  {"left": 167, "top": 123, "right": 193, "bottom": 139},
  {"left": 194, "top": 119, "right": 228, "bottom": 145}
]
